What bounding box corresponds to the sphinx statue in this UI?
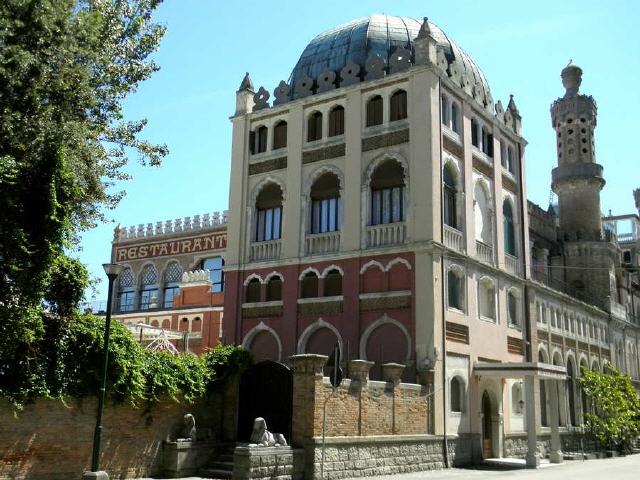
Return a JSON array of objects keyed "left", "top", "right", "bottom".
[
  {"left": 177, "top": 413, "right": 196, "bottom": 441},
  {"left": 249, "top": 417, "right": 287, "bottom": 447}
]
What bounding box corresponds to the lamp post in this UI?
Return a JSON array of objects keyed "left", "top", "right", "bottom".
[{"left": 83, "top": 263, "right": 124, "bottom": 480}]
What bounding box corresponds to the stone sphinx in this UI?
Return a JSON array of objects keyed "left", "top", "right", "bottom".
[
  {"left": 249, "top": 417, "right": 287, "bottom": 447},
  {"left": 177, "top": 413, "right": 196, "bottom": 442}
]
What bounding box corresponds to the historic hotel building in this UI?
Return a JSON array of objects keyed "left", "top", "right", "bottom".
[{"left": 109, "top": 15, "right": 640, "bottom": 460}]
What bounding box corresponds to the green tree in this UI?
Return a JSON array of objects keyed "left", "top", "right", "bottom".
[
  {"left": 580, "top": 364, "right": 640, "bottom": 452},
  {"left": 0, "top": 0, "right": 167, "bottom": 406}
]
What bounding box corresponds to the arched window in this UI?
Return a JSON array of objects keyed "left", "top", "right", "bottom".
[
  {"left": 370, "top": 159, "right": 405, "bottom": 225},
  {"left": 255, "top": 183, "right": 283, "bottom": 242},
  {"left": 507, "top": 289, "right": 519, "bottom": 327},
  {"left": 265, "top": 275, "right": 282, "bottom": 301},
  {"left": 366, "top": 95, "right": 383, "bottom": 127},
  {"left": 441, "top": 95, "right": 450, "bottom": 126},
  {"left": 471, "top": 118, "right": 480, "bottom": 148},
  {"left": 474, "top": 182, "right": 492, "bottom": 245},
  {"left": 328, "top": 106, "right": 344, "bottom": 137},
  {"left": 447, "top": 267, "right": 464, "bottom": 311},
  {"left": 511, "top": 382, "right": 523, "bottom": 414},
  {"left": 451, "top": 102, "right": 460, "bottom": 133},
  {"left": 324, "top": 269, "right": 342, "bottom": 297},
  {"left": 310, "top": 172, "right": 340, "bottom": 234},
  {"left": 140, "top": 264, "right": 159, "bottom": 310},
  {"left": 503, "top": 200, "right": 516, "bottom": 256},
  {"left": 450, "top": 377, "right": 463, "bottom": 413},
  {"left": 273, "top": 120, "right": 287, "bottom": 149},
  {"left": 201, "top": 257, "right": 224, "bottom": 292},
  {"left": 301, "top": 271, "right": 319, "bottom": 298},
  {"left": 245, "top": 278, "right": 262, "bottom": 303},
  {"left": 307, "top": 111, "right": 323, "bottom": 142},
  {"left": 254, "top": 125, "right": 268, "bottom": 154},
  {"left": 389, "top": 90, "right": 407, "bottom": 122},
  {"left": 163, "top": 261, "right": 182, "bottom": 308},
  {"left": 117, "top": 267, "right": 135, "bottom": 312},
  {"left": 443, "top": 164, "right": 458, "bottom": 229},
  {"left": 478, "top": 277, "right": 496, "bottom": 320}
]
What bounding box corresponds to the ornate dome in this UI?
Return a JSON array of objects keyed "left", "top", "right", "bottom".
[{"left": 289, "top": 14, "right": 491, "bottom": 103}]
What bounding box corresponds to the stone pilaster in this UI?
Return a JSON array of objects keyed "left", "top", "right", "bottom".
[
  {"left": 290, "top": 354, "right": 327, "bottom": 447},
  {"left": 381, "top": 363, "right": 405, "bottom": 386}
]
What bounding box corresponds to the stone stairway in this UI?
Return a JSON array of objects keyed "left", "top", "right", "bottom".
[{"left": 199, "top": 445, "right": 235, "bottom": 479}]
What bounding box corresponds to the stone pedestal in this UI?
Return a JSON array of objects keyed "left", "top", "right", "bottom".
[
  {"left": 162, "top": 440, "right": 216, "bottom": 478},
  {"left": 234, "top": 445, "right": 304, "bottom": 480},
  {"left": 290, "top": 354, "right": 328, "bottom": 447},
  {"left": 349, "top": 360, "right": 374, "bottom": 387},
  {"left": 381, "top": 363, "right": 405, "bottom": 385}
]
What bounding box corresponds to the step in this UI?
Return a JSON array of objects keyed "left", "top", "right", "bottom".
[
  {"left": 208, "top": 461, "right": 234, "bottom": 470},
  {"left": 199, "top": 467, "right": 233, "bottom": 479},
  {"left": 217, "top": 454, "right": 235, "bottom": 462}
]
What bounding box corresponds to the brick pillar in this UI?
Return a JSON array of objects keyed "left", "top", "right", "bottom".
[
  {"left": 290, "top": 354, "right": 327, "bottom": 447},
  {"left": 349, "top": 360, "right": 373, "bottom": 435},
  {"left": 382, "top": 363, "right": 405, "bottom": 434}
]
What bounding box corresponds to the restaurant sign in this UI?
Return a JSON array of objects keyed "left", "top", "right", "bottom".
[{"left": 115, "top": 232, "right": 226, "bottom": 261}]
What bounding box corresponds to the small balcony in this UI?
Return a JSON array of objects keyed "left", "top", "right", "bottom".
[
  {"left": 475, "top": 240, "right": 494, "bottom": 265},
  {"left": 443, "top": 225, "right": 464, "bottom": 253},
  {"left": 250, "top": 239, "right": 281, "bottom": 262},
  {"left": 306, "top": 231, "right": 340, "bottom": 255},
  {"left": 366, "top": 222, "right": 406, "bottom": 248},
  {"left": 505, "top": 253, "right": 521, "bottom": 276}
]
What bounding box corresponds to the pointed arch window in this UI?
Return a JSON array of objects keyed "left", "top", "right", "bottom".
[
  {"left": 140, "top": 265, "right": 159, "bottom": 310},
  {"left": 301, "top": 271, "right": 319, "bottom": 298},
  {"left": 450, "top": 376, "right": 463, "bottom": 413},
  {"left": 478, "top": 277, "right": 496, "bottom": 320},
  {"left": 273, "top": 120, "right": 287, "bottom": 149},
  {"left": 307, "top": 111, "right": 323, "bottom": 142},
  {"left": 310, "top": 172, "right": 341, "bottom": 234},
  {"left": 117, "top": 267, "right": 135, "bottom": 312},
  {"left": 447, "top": 267, "right": 464, "bottom": 311},
  {"left": 370, "top": 159, "right": 405, "bottom": 225},
  {"left": 254, "top": 126, "right": 268, "bottom": 154},
  {"left": 245, "top": 278, "right": 262, "bottom": 303},
  {"left": 324, "top": 269, "right": 343, "bottom": 297},
  {"left": 255, "top": 183, "right": 283, "bottom": 242},
  {"left": 389, "top": 90, "right": 407, "bottom": 121},
  {"left": 503, "top": 200, "right": 516, "bottom": 256},
  {"left": 328, "top": 106, "right": 344, "bottom": 136},
  {"left": 366, "top": 95, "right": 383, "bottom": 127},
  {"left": 163, "top": 262, "right": 182, "bottom": 308},
  {"left": 443, "top": 165, "right": 458, "bottom": 229},
  {"left": 266, "top": 275, "right": 282, "bottom": 301}
]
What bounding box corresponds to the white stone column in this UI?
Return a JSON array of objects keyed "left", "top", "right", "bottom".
[
  {"left": 524, "top": 375, "right": 539, "bottom": 468},
  {"left": 548, "top": 379, "right": 563, "bottom": 463}
]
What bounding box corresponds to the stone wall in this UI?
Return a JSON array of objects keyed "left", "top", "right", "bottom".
[
  {"left": 0, "top": 383, "right": 237, "bottom": 480},
  {"left": 233, "top": 446, "right": 304, "bottom": 480},
  {"left": 503, "top": 431, "right": 597, "bottom": 459},
  {"left": 302, "top": 435, "right": 476, "bottom": 480}
]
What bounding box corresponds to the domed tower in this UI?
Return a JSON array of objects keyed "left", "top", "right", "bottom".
[{"left": 550, "top": 63, "right": 618, "bottom": 306}]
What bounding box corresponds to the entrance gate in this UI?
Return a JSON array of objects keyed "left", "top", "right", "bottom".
[{"left": 237, "top": 361, "right": 293, "bottom": 442}]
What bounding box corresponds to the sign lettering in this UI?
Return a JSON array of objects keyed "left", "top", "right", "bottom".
[{"left": 115, "top": 233, "right": 227, "bottom": 261}]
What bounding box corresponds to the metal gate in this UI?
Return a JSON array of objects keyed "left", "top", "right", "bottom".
[{"left": 237, "top": 361, "right": 293, "bottom": 442}]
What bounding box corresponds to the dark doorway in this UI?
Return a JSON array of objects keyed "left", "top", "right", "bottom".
[
  {"left": 482, "top": 391, "right": 494, "bottom": 458},
  {"left": 237, "top": 361, "right": 293, "bottom": 442}
]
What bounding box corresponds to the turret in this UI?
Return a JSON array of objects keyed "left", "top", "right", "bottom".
[
  {"left": 235, "top": 72, "right": 255, "bottom": 115},
  {"left": 550, "top": 62, "right": 604, "bottom": 241}
]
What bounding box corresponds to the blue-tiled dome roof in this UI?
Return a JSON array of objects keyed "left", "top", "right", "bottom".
[{"left": 289, "top": 14, "right": 490, "bottom": 100}]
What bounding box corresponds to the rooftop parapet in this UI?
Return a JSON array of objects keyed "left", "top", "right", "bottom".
[{"left": 113, "top": 210, "right": 228, "bottom": 243}]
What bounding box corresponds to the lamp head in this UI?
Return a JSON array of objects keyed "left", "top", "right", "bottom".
[{"left": 103, "top": 263, "right": 125, "bottom": 279}]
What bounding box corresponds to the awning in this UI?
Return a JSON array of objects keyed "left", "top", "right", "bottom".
[{"left": 474, "top": 362, "right": 566, "bottom": 380}]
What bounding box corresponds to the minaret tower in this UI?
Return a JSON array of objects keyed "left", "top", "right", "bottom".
[{"left": 550, "top": 63, "right": 619, "bottom": 306}]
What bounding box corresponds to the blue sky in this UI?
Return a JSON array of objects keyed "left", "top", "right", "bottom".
[{"left": 79, "top": 0, "right": 640, "bottom": 300}]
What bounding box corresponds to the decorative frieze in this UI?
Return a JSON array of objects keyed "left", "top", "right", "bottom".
[
  {"left": 297, "top": 300, "right": 343, "bottom": 316},
  {"left": 114, "top": 211, "right": 228, "bottom": 242},
  {"left": 302, "top": 143, "right": 345, "bottom": 164},
  {"left": 507, "top": 336, "right": 524, "bottom": 355},
  {"left": 242, "top": 304, "right": 283, "bottom": 318},
  {"left": 362, "top": 128, "right": 409, "bottom": 152},
  {"left": 249, "top": 156, "right": 287, "bottom": 175},
  {"left": 445, "top": 322, "right": 469, "bottom": 344},
  {"left": 359, "top": 293, "right": 411, "bottom": 311}
]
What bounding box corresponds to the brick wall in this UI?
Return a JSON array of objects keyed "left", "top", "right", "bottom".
[{"left": 0, "top": 387, "right": 236, "bottom": 480}]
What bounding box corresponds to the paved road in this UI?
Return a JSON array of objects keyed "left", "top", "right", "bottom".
[
  {"left": 346, "top": 455, "right": 640, "bottom": 480},
  {"left": 136, "top": 454, "right": 640, "bottom": 479}
]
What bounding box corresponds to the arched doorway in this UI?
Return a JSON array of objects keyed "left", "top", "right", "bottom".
[
  {"left": 237, "top": 361, "right": 292, "bottom": 443},
  {"left": 482, "top": 391, "right": 494, "bottom": 458}
]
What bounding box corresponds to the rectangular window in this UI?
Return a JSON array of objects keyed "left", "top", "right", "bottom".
[
  {"left": 256, "top": 206, "right": 282, "bottom": 241},
  {"left": 311, "top": 197, "right": 340, "bottom": 233},
  {"left": 118, "top": 291, "right": 135, "bottom": 312},
  {"left": 163, "top": 286, "right": 180, "bottom": 308},
  {"left": 140, "top": 288, "right": 159, "bottom": 310},
  {"left": 371, "top": 186, "right": 404, "bottom": 225}
]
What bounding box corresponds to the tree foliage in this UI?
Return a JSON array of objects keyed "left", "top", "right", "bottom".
[
  {"left": 580, "top": 364, "right": 640, "bottom": 451},
  {"left": 0, "top": 0, "right": 168, "bottom": 404}
]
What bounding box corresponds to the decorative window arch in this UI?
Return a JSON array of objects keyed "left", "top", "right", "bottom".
[
  {"left": 366, "top": 94, "right": 383, "bottom": 127},
  {"left": 321, "top": 264, "right": 344, "bottom": 278},
  {"left": 360, "top": 260, "right": 385, "bottom": 275},
  {"left": 474, "top": 179, "right": 493, "bottom": 245},
  {"left": 450, "top": 376, "right": 465, "bottom": 413},
  {"left": 273, "top": 120, "right": 287, "bottom": 150},
  {"left": 163, "top": 261, "right": 182, "bottom": 308},
  {"left": 307, "top": 110, "right": 323, "bottom": 142},
  {"left": 385, "top": 257, "right": 412, "bottom": 272},
  {"left": 328, "top": 105, "right": 345, "bottom": 137},
  {"left": 139, "top": 263, "right": 159, "bottom": 310},
  {"left": 297, "top": 318, "right": 343, "bottom": 356},
  {"left": 507, "top": 287, "right": 520, "bottom": 327},
  {"left": 254, "top": 181, "right": 284, "bottom": 242},
  {"left": 323, "top": 268, "right": 343, "bottom": 297},
  {"left": 359, "top": 314, "right": 412, "bottom": 364},
  {"left": 265, "top": 273, "right": 283, "bottom": 302},
  {"left": 478, "top": 276, "right": 496, "bottom": 320},
  {"left": 389, "top": 89, "right": 407, "bottom": 122},
  {"left": 503, "top": 198, "right": 517, "bottom": 256},
  {"left": 447, "top": 265, "right": 465, "bottom": 312},
  {"left": 365, "top": 153, "right": 408, "bottom": 227},
  {"left": 242, "top": 321, "right": 282, "bottom": 361},
  {"left": 117, "top": 266, "right": 135, "bottom": 312},
  {"left": 245, "top": 277, "right": 262, "bottom": 303},
  {"left": 243, "top": 273, "right": 263, "bottom": 286},
  {"left": 300, "top": 270, "right": 319, "bottom": 298}
]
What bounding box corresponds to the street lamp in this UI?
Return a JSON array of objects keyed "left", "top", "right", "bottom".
[{"left": 83, "top": 263, "right": 124, "bottom": 480}]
